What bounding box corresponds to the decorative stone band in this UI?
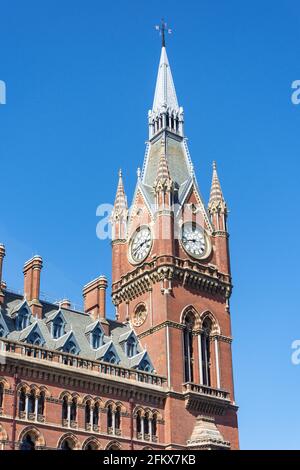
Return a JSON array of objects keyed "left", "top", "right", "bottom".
[
  {"left": 111, "top": 239, "right": 127, "bottom": 246},
  {"left": 112, "top": 255, "right": 232, "bottom": 304},
  {"left": 138, "top": 320, "right": 185, "bottom": 340},
  {"left": 138, "top": 321, "right": 232, "bottom": 344},
  {"left": 212, "top": 230, "right": 229, "bottom": 238},
  {"left": 210, "top": 334, "right": 232, "bottom": 344}
]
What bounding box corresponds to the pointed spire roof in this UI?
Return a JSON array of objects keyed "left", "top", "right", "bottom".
[
  {"left": 152, "top": 47, "right": 179, "bottom": 113},
  {"left": 113, "top": 169, "right": 127, "bottom": 212},
  {"left": 208, "top": 161, "right": 226, "bottom": 209}
]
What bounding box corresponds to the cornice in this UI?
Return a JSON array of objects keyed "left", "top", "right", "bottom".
[
  {"left": 138, "top": 320, "right": 185, "bottom": 339},
  {"left": 112, "top": 255, "right": 232, "bottom": 304},
  {"left": 0, "top": 351, "right": 166, "bottom": 407}
]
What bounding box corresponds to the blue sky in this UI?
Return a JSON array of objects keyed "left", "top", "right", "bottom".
[{"left": 1, "top": 0, "right": 300, "bottom": 449}]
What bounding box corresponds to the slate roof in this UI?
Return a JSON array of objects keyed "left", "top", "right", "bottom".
[{"left": 0, "top": 291, "right": 153, "bottom": 371}]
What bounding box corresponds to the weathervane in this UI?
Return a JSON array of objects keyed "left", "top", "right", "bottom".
[{"left": 155, "top": 19, "right": 172, "bottom": 47}]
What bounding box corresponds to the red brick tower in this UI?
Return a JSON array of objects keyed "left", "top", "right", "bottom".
[{"left": 111, "top": 39, "right": 239, "bottom": 449}]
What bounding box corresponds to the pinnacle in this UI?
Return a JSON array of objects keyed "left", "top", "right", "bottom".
[
  {"left": 209, "top": 161, "right": 224, "bottom": 204},
  {"left": 114, "top": 169, "right": 127, "bottom": 212}
]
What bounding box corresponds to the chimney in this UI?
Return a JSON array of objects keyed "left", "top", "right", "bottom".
[
  {"left": 83, "top": 275, "right": 109, "bottom": 331},
  {"left": 23, "top": 255, "right": 43, "bottom": 318},
  {"left": 60, "top": 299, "right": 71, "bottom": 309},
  {"left": 0, "top": 244, "right": 5, "bottom": 304}
]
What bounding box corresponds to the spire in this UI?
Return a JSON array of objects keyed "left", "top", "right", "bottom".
[
  {"left": 208, "top": 161, "right": 227, "bottom": 212},
  {"left": 111, "top": 169, "right": 128, "bottom": 240},
  {"left": 113, "top": 169, "right": 127, "bottom": 213},
  {"left": 152, "top": 46, "right": 179, "bottom": 113}
]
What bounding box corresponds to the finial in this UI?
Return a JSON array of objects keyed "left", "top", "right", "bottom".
[
  {"left": 155, "top": 19, "right": 172, "bottom": 48},
  {"left": 118, "top": 168, "right": 122, "bottom": 178},
  {"left": 213, "top": 161, "right": 217, "bottom": 171}
]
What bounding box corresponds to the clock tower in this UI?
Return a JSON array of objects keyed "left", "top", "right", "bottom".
[{"left": 110, "top": 35, "right": 239, "bottom": 450}]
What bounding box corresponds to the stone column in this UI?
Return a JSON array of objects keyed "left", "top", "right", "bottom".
[
  {"left": 67, "top": 402, "right": 71, "bottom": 427},
  {"left": 214, "top": 337, "right": 221, "bottom": 389},
  {"left": 149, "top": 418, "right": 153, "bottom": 441},
  {"left": 112, "top": 410, "right": 116, "bottom": 434},
  {"left": 90, "top": 408, "right": 94, "bottom": 428},
  {"left": 25, "top": 395, "right": 29, "bottom": 420},
  {"left": 35, "top": 396, "right": 39, "bottom": 420}
]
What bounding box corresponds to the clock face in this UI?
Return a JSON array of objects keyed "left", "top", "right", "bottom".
[
  {"left": 130, "top": 226, "right": 152, "bottom": 263},
  {"left": 181, "top": 223, "right": 207, "bottom": 259}
]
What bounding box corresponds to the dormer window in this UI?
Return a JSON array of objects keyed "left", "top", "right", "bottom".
[
  {"left": 126, "top": 337, "right": 137, "bottom": 358},
  {"left": 16, "top": 308, "right": 30, "bottom": 331},
  {"left": 30, "top": 332, "right": 42, "bottom": 346},
  {"left": 105, "top": 351, "right": 117, "bottom": 364},
  {"left": 64, "top": 341, "right": 78, "bottom": 355},
  {"left": 50, "top": 313, "right": 66, "bottom": 339},
  {"left": 91, "top": 327, "right": 102, "bottom": 349},
  {"left": 139, "top": 359, "right": 152, "bottom": 372},
  {"left": 52, "top": 317, "right": 64, "bottom": 339}
]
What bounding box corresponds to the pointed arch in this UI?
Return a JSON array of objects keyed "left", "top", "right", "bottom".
[
  {"left": 106, "top": 440, "right": 121, "bottom": 450},
  {"left": 180, "top": 306, "right": 200, "bottom": 330},
  {"left": 0, "top": 424, "right": 8, "bottom": 441},
  {"left": 0, "top": 377, "right": 10, "bottom": 390},
  {"left": 82, "top": 437, "right": 101, "bottom": 450},
  {"left": 199, "top": 310, "right": 220, "bottom": 335},
  {"left": 82, "top": 394, "right": 94, "bottom": 406},
  {"left": 57, "top": 433, "right": 80, "bottom": 450},
  {"left": 18, "top": 426, "right": 45, "bottom": 448},
  {"left": 17, "top": 382, "right": 30, "bottom": 394},
  {"left": 104, "top": 399, "right": 116, "bottom": 411},
  {"left": 39, "top": 386, "right": 50, "bottom": 398},
  {"left": 59, "top": 390, "right": 72, "bottom": 401},
  {"left": 133, "top": 406, "right": 145, "bottom": 418}
]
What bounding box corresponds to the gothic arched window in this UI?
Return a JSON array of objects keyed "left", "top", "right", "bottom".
[
  {"left": 70, "top": 398, "right": 77, "bottom": 422},
  {"left": 152, "top": 413, "right": 157, "bottom": 437},
  {"left": 20, "top": 433, "right": 35, "bottom": 450},
  {"left": 64, "top": 341, "right": 77, "bottom": 355},
  {"left": 183, "top": 312, "right": 195, "bottom": 383},
  {"left": 53, "top": 317, "right": 64, "bottom": 339},
  {"left": 126, "top": 337, "right": 136, "bottom": 357},
  {"left": 115, "top": 406, "right": 121, "bottom": 431},
  {"left": 144, "top": 412, "right": 149, "bottom": 435},
  {"left": 38, "top": 391, "right": 45, "bottom": 416},
  {"left": 62, "top": 396, "right": 68, "bottom": 421},
  {"left": 92, "top": 327, "right": 102, "bottom": 349},
  {"left": 136, "top": 410, "right": 142, "bottom": 434},
  {"left": 0, "top": 383, "right": 3, "bottom": 408},
  {"left": 93, "top": 402, "right": 99, "bottom": 426},
  {"left": 201, "top": 318, "right": 212, "bottom": 386},
  {"left": 107, "top": 404, "right": 113, "bottom": 429},
  {"left": 106, "top": 351, "right": 117, "bottom": 364},
  {"left": 139, "top": 359, "right": 152, "bottom": 372},
  {"left": 30, "top": 332, "right": 42, "bottom": 346},
  {"left": 16, "top": 308, "right": 30, "bottom": 330},
  {"left": 61, "top": 438, "right": 75, "bottom": 450},
  {"left": 85, "top": 401, "right": 91, "bottom": 426},
  {"left": 19, "top": 388, "right": 26, "bottom": 414},
  {"left": 28, "top": 390, "right": 35, "bottom": 414}
]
